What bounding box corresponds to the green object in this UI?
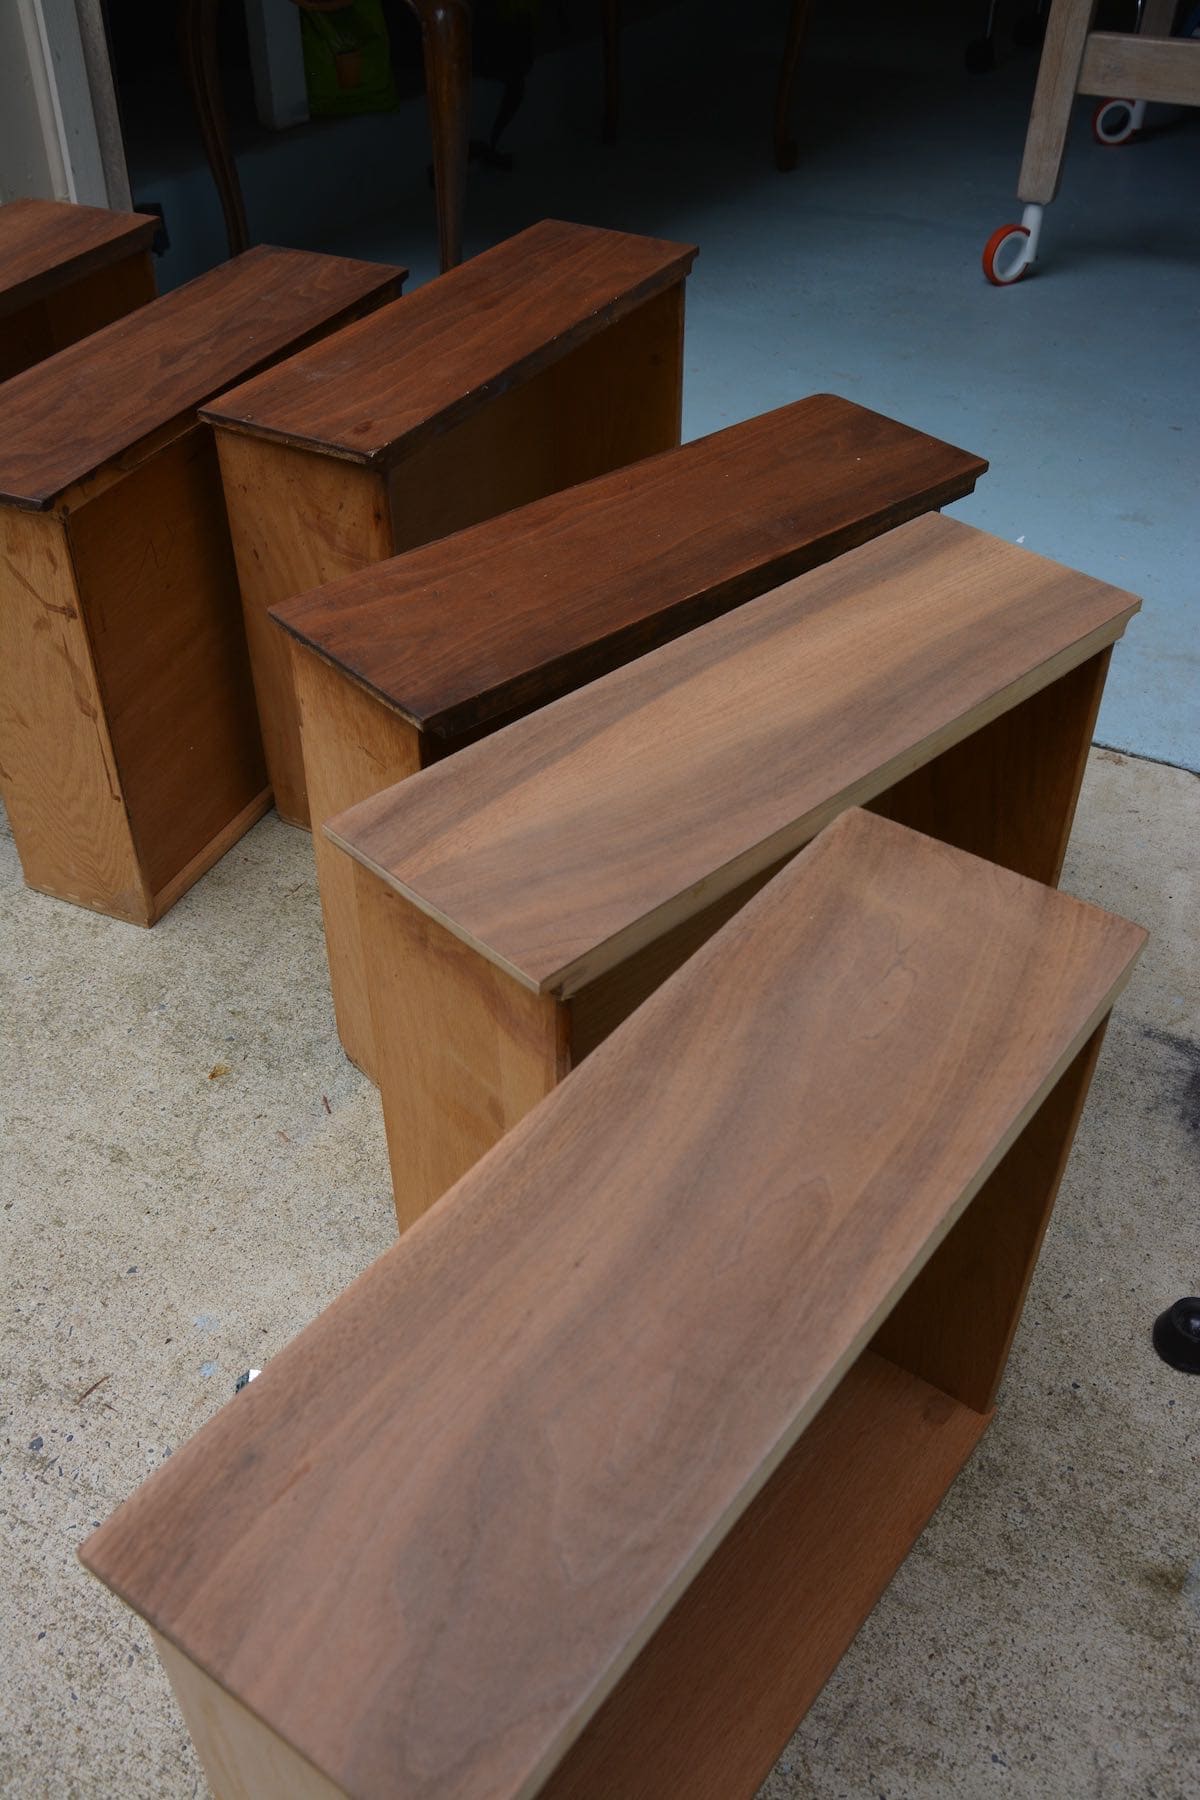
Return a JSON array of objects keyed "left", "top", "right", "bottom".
[{"left": 299, "top": 0, "right": 399, "bottom": 118}]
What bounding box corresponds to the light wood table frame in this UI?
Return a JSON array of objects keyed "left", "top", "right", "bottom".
[
  {"left": 1020, "top": 0, "right": 1194, "bottom": 208},
  {"left": 0, "top": 246, "right": 401, "bottom": 925},
  {"left": 81, "top": 808, "right": 1145, "bottom": 1800},
  {"left": 0, "top": 198, "right": 157, "bottom": 381},
  {"left": 273, "top": 393, "right": 986, "bottom": 1081},
  {"left": 202, "top": 219, "right": 697, "bottom": 829},
  {"left": 329, "top": 513, "right": 1141, "bottom": 1231},
  {"left": 988, "top": 0, "right": 1198, "bottom": 277}
]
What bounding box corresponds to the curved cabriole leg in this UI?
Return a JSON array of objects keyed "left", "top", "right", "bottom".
[
  {"left": 405, "top": 0, "right": 472, "bottom": 271},
  {"left": 773, "top": 0, "right": 813, "bottom": 172},
  {"left": 179, "top": 0, "right": 250, "bottom": 256}
]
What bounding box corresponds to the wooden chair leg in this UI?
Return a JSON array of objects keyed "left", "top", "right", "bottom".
[
  {"left": 178, "top": 0, "right": 250, "bottom": 256},
  {"left": 405, "top": 0, "right": 472, "bottom": 271},
  {"left": 602, "top": 0, "right": 620, "bottom": 143},
  {"left": 773, "top": 0, "right": 813, "bottom": 172}
]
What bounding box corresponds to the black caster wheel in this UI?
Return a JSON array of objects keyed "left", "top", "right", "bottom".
[{"left": 1152, "top": 1297, "right": 1200, "bottom": 1373}]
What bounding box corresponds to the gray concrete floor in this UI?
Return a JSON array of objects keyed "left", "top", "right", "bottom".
[{"left": 1, "top": 746, "right": 1197, "bottom": 1798}]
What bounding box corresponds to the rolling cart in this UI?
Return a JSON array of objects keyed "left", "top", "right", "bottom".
[{"left": 983, "top": 0, "right": 1200, "bottom": 281}]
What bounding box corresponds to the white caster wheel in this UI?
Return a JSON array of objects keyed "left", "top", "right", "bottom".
[
  {"left": 982, "top": 223, "right": 1031, "bottom": 285},
  {"left": 1092, "top": 98, "right": 1142, "bottom": 145}
]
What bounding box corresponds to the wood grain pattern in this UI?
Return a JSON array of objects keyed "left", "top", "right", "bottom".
[
  {"left": 275, "top": 394, "right": 987, "bottom": 740},
  {"left": 382, "top": 281, "right": 687, "bottom": 556},
  {"left": 0, "top": 249, "right": 391, "bottom": 917},
  {"left": 81, "top": 809, "right": 1144, "bottom": 1800},
  {"left": 356, "top": 861, "right": 569, "bottom": 1227},
  {"left": 367, "top": 659, "right": 1111, "bottom": 1224},
  {"left": 290, "top": 393, "right": 982, "bottom": 1086},
  {"left": 295, "top": 648, "right": 425, "bottom": 1072},
  {"left": 366, "top": 854, "right": 787, "bottom": 1221},
  {"left": 1078, "top": 30, "right": 1200, "bottom": 104},
  {"left": 153, "top": 1633, "right": 344, "bottom": 1800},
  {"left": 538, "top": 1352, "right": 988, "bottom": 1800},
  {"left": 152, "top": 1355, "right": 988, "bottom": 1800},
  {"left": 330, "top": 513, "right": 1140, "bottom": 997},
  {"left": 873, "top": 1024, "right": 1108, "bottom": 1414},
  {"left": 0, "top": 246, "right": 402, "bottom": 510},
  {"left": 0, "top": 506, "right": 148, "bottom": 921},
  {"left": 200, "top": 220, "right": 695, "bottom": 466},
  {"left": 867, "top": 647, "right": 1111, "bottom": 889},
  {"left": 215, "top": 435, "right": 396, "bottom": 827},
  {"left": 1017, "top": 0, "right": 1097, "bottom": 204},
  {"left": 67, "top": 425, "right": 266, "bottom": 899},
  {"left": 0, "top": 198, "right": 156, "bottom": 317},
  {"left": 244, "top": 280, "right": 684, "bottom": 827}
]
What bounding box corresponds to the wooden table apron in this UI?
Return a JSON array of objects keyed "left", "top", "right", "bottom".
[
  {"left": 204, "top": 222, "right": 695, "bottom": 830},
  {"left": 329, "top": 517, "right": 1138, "bottom": 1232}
]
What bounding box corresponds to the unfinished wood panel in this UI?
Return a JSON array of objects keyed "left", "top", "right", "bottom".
[
  {"left": 330, "top": 514, "right": 1139, "bottom": 999},
  {"left": 68, "top": 424, "right": 268, "bottom": 904},
  {"left": 201, "top": 220, "right": 695, "bottom": 466},
  {"left": 295, "top": 647, "right": 424, "bottom": 1075},
  {"left": 82, "top": 811, "right": 1144, "bottom": 1800},
  {"left": 1079, "top": 31, "right": 1200, "bottom": 104},
  {"left": 540, "top": 1352, "right": 988, "bottom": 1800},
  {"left": 573, "top": 655, "right": 1107, "bottom": 1065},
  {"left": 356, "top": 864, "right": 569, "bottom": 1230},
  {"left": 867, "top": 648, "right": 1111, "bottom": 887},
  {"left": 0, "top": 507, "right": 147, "bottom": 921},
  {"left": 278, "top": 392, "right": 984, "bottom": 741},
  {"left": 379, "top": 646, "right": 1109, "bottom": 1200},
  {"left": 217, "top": 434, "right": 394, "bottom": 826},
  {"left": 384, "top": 281, "right": 685, "bottom": 553},
  {"left": 872, "top": 1024, "right": 1109, "bottom": 1414},
  {"left": 152, "top": 1633, "right": 343, "bottom": 1800}
]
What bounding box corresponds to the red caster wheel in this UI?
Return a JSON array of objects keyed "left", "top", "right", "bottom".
[
  {"left": 982, "top": 222, "right": 1032, "bottom": 286},
  {"left": 1092, "top": 98, "right": 1144, "bottom": 145}
]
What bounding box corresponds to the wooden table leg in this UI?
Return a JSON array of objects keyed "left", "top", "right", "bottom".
[
  {"left": 404, "top": 0, "right": 471, "bottom": 271},
  {"left": 1017, "top": 0, "right": 1099, "bottom": 205},
  {"left": 773, "top": 0, "right": 813, "bottom": 171},
  {"left": 179, "top": 0, "right": 251, "bottom": 257}
]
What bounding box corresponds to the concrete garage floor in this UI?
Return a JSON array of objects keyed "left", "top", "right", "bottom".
[{"left": 1, "top": 746, "right": 1197, "bottom": 1798}]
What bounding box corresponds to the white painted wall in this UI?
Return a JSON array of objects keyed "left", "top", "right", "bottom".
[{"left": 0, "top": 0, "right": 127, "bottom": 207}]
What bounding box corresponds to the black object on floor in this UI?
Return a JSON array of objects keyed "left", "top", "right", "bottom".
[{"left": 1152, "top": 1297, "right": 1200, "bottom": 1374}]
